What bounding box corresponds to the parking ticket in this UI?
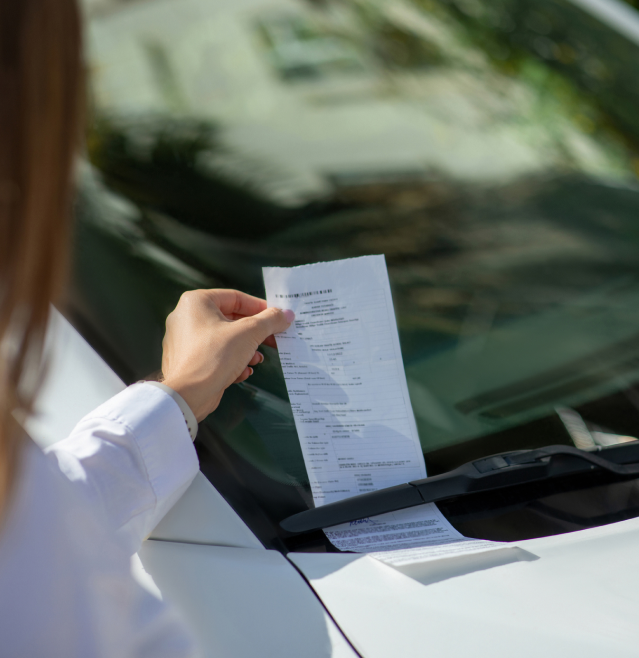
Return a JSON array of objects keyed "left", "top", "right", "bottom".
[{"left": 264, "top": 256, "right": 499, "bottom": 564}]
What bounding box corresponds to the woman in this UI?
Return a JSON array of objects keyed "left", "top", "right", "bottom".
[{"left": 0, "top": 1, "right": 293, "bottom": 655}]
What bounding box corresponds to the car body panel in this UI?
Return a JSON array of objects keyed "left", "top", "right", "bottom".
[
  {"left": 26, "top": 309, "right": 126, "bottom": 450},
  {"left": 150, "top": 472, "right": 264, "bottom": 549},
  {"left": 290, "top": 518, "right": 639, "bottom": 657},
  {"left": 138, "top": 541, "right": 358, "bottom": 658}
]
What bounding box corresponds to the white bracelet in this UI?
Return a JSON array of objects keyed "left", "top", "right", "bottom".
[{"left": 142, "top": 381, "right": 198, "bottom": 441}]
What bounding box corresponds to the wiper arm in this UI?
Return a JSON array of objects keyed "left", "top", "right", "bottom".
[{"left": 281, "top": 442, "right": 639, "bottom": 534}]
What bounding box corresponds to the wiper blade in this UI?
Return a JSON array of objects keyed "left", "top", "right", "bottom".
[{"left": 281, "top": 443, "right": 639, "bottom": 534}]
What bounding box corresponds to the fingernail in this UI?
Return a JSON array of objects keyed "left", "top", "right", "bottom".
[
  {"left": 257, "top": 352, "right": 264, "bottom": 363},
  {"left": 283, "top": 309, "right": 295, "bottom": 323},
  {"left": 248, "top": 367, "right": 254, "bottom": 376}
]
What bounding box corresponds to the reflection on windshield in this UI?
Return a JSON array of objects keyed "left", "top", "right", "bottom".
[{"left": 74, "top": 0, "right": 639, "bottom": 542}]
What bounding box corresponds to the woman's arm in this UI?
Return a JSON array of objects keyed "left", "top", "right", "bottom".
[
  {"left": 46, "top": 289, "right": 293, "bottom": 554},
  {"left": 45, "top": 382, "right": 198, "bottom": 555}
]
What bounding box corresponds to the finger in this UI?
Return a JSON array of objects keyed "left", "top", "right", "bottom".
[
  {"left": 233, "top": 366, "right": 253, "bottom": 384},
  {"left": 248, "top": 351, "right": 264, "bottom": 367},
  {"left": 203, "top": 289, "right": 268, "bottom": 319},
  {"left": 240, "top": 307, "right": 294, "bottom": 346}
]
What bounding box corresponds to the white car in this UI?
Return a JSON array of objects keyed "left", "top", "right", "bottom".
[
  {"left": 29, "top": 307, "right": 639, "bottom": 657},
  {"left": 40, "top": 0, "right": 639, "bottom": 654}
]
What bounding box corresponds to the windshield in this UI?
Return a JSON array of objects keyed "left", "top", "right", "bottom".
[{"left": 75, "top": 0, "right": 639, "bottom": 550}]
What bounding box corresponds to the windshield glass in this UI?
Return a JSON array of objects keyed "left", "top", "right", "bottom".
[{"left": 75, "top": 0, "right": 639, "bottom": 549}]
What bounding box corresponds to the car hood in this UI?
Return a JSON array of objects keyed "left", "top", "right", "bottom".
[{"left": 289, "top": 517, "right": 639, "bottom": 657}]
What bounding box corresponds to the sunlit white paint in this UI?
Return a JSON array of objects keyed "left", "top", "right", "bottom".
[
  {"left": 291, "top": 516, "right": 639, "bottom": 657},
  {"left": 139, "top": 542, "right": 358, "bottom": 658}
]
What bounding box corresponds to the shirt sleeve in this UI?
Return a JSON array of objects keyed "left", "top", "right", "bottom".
[
  {"left": 143, "top": 381, "right": 198, "bottom": 441},
  {"left": 45, "top": 382, "right": 199, "bottom": 555}
]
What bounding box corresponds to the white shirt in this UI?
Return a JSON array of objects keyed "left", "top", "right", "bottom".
[{"left": 0, "top": 383, "right": 201, "bottom": 657}]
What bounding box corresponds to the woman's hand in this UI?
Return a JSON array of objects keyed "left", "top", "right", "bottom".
[{"left": 161, "top": 289, "right": 294, "bottom": 422}]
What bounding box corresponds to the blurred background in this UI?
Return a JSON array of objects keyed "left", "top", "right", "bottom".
[{"left": 71, "top": 0, "right": 639, "bottom": 541}]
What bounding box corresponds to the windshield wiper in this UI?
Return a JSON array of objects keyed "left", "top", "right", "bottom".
[{"left": 281, "top": 442, "right": 639, "bottom": 534}]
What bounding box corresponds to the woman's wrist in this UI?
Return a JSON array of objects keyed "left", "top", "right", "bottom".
[
  {"left": 143, "top": 381, "right": 199, "bottom": 440},
  {"left": 159, "top": 378, "right": 214, "bottom": 424}
]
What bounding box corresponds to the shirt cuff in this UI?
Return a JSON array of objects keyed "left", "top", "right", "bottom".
[{"left": 143, "top": 382, "right": 198, "bottom": 441}]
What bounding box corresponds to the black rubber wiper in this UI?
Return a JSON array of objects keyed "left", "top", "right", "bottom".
[{"left": 281, "top": 442, "right": 639, "bottom": 534}]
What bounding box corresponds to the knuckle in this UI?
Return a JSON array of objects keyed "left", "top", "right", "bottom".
[
  {"left": 178, "top": 289, "right": 207, "bottom": 310},
  {"left": 243, "top": 315, "right": 260, "bottom": 333},
  {"left": 265, "top": 307, "right": 283, "bottom": 321},
  {"left": 180, "top": 289, "right": 198, "bottom": 303},
  {"left": 242, "top": 317, "right": 265, "bottom": 344},
  {"left": 177, "top": 291, "right": 193, "bottom": 309}
]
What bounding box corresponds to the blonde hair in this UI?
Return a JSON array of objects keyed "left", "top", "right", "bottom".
[{"left": 0, "top": 0, "right": 83, "bottom": 513}]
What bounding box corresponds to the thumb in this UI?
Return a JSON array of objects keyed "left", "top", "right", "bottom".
[{"left": 241, "top": 307, "right": 295, "bottom": 344}]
